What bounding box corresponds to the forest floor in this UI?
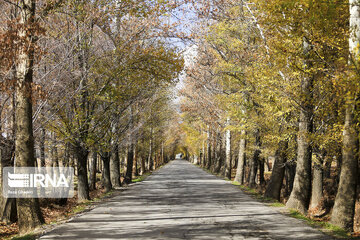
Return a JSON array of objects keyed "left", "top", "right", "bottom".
[{"left": 38, "top": 159, "right": 332, "bottom": 240}]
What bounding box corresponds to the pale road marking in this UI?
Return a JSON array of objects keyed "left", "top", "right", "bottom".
[{"left": 40, "top": 159, "right": 332, "bottom": 240}]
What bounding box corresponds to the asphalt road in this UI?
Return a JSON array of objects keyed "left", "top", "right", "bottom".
[{"left": 40, "top": 159, "right": 331, "bottom": 240}]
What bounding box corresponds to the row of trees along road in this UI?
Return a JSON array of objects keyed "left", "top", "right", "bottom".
[
  {"left": 180, "top": 0, "right": 360, "bottom": 233},
  {"left": 3, "top": 0, "right": 360, "bottom": 236},
  {"left": 0, "top": 0, "right": 183, "bottom": 234}
]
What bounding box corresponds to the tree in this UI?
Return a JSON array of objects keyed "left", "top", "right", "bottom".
[
  {"left": 234, "top": 130, "right": 246, "bottom": 184},
  {"left": 224, "top": 117, "right": 231, "bottom": 180},
  {"left": 14, "top": 0, "right": 45, "bottom": 233},
  {"left": 330, "top": 0, "right": 359, "bottom": 230},
  {"left": 286, "top": 37, "right": 314, "bottom": 214},
  {"left": 264, "top": 140, "right": 288, "bottom": 201}
]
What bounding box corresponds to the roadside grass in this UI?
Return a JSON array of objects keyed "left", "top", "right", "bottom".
[
  {"left": 288, "top": 209, "right": 350, "bottom": 239},
  {"left": 132, "top": 173, "right": 150, "bottom": 183},
  {"left": 269, "top": 202, "right": 285, "bottom": 207},
  {"left": 71, "top": 202, "right": 90, "bottom": 214},
  {"left": 11, "top": 233, "right": 37, "bottom": 240}
]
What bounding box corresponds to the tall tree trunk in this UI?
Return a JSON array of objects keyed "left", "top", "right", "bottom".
[
  {"left": 124, "top": 108, "right": 134, "bottom": 184},
  {"left": 101, "top": 152, "right": 112, "bottom": 193},
  {"left": 211, "top": 133, "right": 216, "bottom": 171},
  {"left": 249, "top": 129, "right": 260, "bottom": 188},
  {"left": 140, "top": 154, "right": 146, "bottom": 175},
  {"left": 259, "top": 158, "right": 265, "bottom": 185},
  {"left": 123, "top": 147, "right": 127, "bottom": 177},
  {"left": 56, "top": 141, "right": 70, "bottom": 206},
  {"left": 75, "top": 145, "right": 90, "bottom": 202},
  {"left": 40, "top": 127, "right": 46, "bottom": 167},
  {"left": 264, "top": 141, "right": 288, "bottom": 201},
  {"left": 214, "top": 131, "right": 222, "bottom": 173},
  {"left": 154, "top": 152, "right": 157, "bottom": 169},
  {"left": 210, "top": 130, "right": 217, "bottom": 171},
  {"left": 234, "top": 130, "right": 246, "bottom": 184},
  {"left": 89, "top": 152, "right": 97, "bottom": 191},
  {"left": 286, "top": 37, "right": 314, "bottom": 214},
  {"left": 331, "top": 105, "right": 358, "bottom": 230},
  {"left": 324, "top": 157, "right": 332, "bottom": 179},
  {"left": 51, "top": 134, "right": 59, "bottom": 167},
  {"left": 133, "top": 144, "right": 138, "bottom": 177},
  {"left": 201, "top": 140, "right": 205, "bottom": 167},
  {"left": 206, "top": 127, "right": 212, "bottom": 170},
  {"left": 147, "top": 130, "right": 153, "bottom": 171},
  {"left": 110, "top": 145, "right": 121, "bottom": 187},
  {"left": 224, "top": 118, "right": 231, "bottom": 180},
  {"left": 309, "top": 154, "right": 323, "bottom": 210},
  {"left": 330, "top": 1, "right": 360, "bottom": 231},
  {"left": 285, "top": 161, "right": 296, "bottom": 197},
  {"left": 124, "top": 144, "right": 134, "bottom": 184},
  {"left": 335, "top": 146, "right": 342, "bottom": 184},
  {"left": 0, "top": 136, "right": 16, "bottom": 223},
  {"left": 15, "top": 0, "right": 44, "bottom": 233},
  {"left": 0, "top": 75, "right": 16, "bottom": 220},
  {"left": 161, "top": 141, "right": 164, "bottom": 165}
]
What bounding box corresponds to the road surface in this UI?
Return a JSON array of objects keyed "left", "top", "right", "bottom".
[{"left": 40, "top": 159, "right": 331, "bottom": 240}]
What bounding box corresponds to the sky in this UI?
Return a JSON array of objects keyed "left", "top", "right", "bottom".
[{"left": 165, "top": 2, "right": 199, "bottom": 109}]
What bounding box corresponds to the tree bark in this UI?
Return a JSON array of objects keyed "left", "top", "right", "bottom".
[
  {"left": 201, "top": 140, "right": 205, "bottom": 167},
  {"left": 15, "top": 0, "right": 45, "bottom": 233},
  {"left": 211, "top": 133, "right": 216, "bottom": 172},
  {"left": 234, "top": 130, "right": 246, "bottom": 184},
  {"left": 124, "top": 143, "right": 134, "bottom": 184},
  {"left": 51, "top": 134, "right": 59, "bottom": 167},
  {"left": 224, "top": 118, "right": 231, "bottom": 180},
  {"left": 0, "top": 136, "right": 16, "bottom": 223},
  {"left": 101, "top": 152, "right": 112, "bottom": 193},
  {"left": 330, "top": 0, "right": 360, "bottom": 231},
  {"left": 140, "top": 154, "right": 146, "bottom": 175},
  {"left": 214, "top": 131, "right": 222, "bottom": 173},
  {"left": 161, "top": 141, "right": 164, "bottom": 166},
  {"left": 206, "top": 127, "right": 212, "bottom": 170},
  {"left": 286, "top": 37, "right": 313, "bottom": 214},
  {"left": 324, "top": 157, "right": 332, "bottom": 179},
  {"left": 147, "top": 131, "right": 153, "bottom": 171},
  {"left": 309, "top": 156, "right": 323, "bottom": 210},
  {"left": 39, "top": 127, "right": 46, "bottom": 167},
  {"left": 75, "top": 145, "right": 90, "bottom": 202},
  {"left": 89, "top": 152, "right": 97, "bottom": 191},
  {"left": 110, "top": 145, "right": 121, "bottom": 187},
  {"left": 285, "top": 161, "right": 296, "bottom": 197},
  {"left": 249, "top": 129, "right": 260, "bottom": 188},
  {"left": 264, "top": 141, "right": 288, "bottom": 201},
  {"left": 124, "top": 107, "right": 135, "bottom": 184},
  {"left": 259, "top": 158, "right": 265, "bottom": 185},
  {"left": 330, "top": 105, "right": 358, "bottom": 230},
  {"left": 133, "top": 144, "right": 138, "bottom": 177}
]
